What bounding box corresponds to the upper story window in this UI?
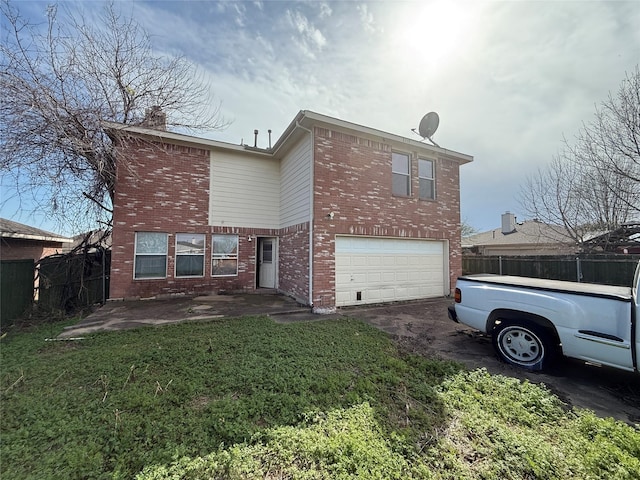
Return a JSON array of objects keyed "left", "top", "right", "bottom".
[
  {"left": 212, "top": 234, "right": 238, "bottom": 277},
  {"left": 392, "top": 152, "right": 410, "bottom": 196},
  {"left": 418, "top": 158, "right": 435, "bottom": 200},
  {"left": 134, "top": 232, "right": 168, "bottom": 279},
  {"left": 175, "top": 233, "right": 205, "bottom": 277}
]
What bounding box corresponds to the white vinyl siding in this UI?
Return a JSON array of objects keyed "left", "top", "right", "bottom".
[
  {"left": 209, "top": 151, "right": 280, "bottom": 228},
  {"left": 280, "top": 136, "right": 312, "bottom": 228},
  {"left": 335, "top": 236, "right": 447, "bottom": 306}
]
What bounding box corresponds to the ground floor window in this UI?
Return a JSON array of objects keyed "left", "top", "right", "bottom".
[
  {"left": 175, "top": 233, "right": 205, "bottom": 277},
  {"left": 212, "top": 234, "right": 238, "bottom": 276},
  {"left": 134, "top": 232, "right": 168, "bottom": 279}
]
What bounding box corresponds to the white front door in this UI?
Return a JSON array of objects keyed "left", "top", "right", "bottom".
[{"left": 258, "top": 238, "right": 276, "bottom": 288}]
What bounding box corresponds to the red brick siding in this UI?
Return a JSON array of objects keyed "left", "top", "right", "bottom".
[
  {"left": 110, "top": 125, "right": 464, "bottom": 306},
  {"left": 111, "top": 139, "right": 263, "bottom": 299},
  {"left": 278, "top": 222, "right": 310, "bottom": 304},
  {"left": 311, "top": 127, "right": 462, "bottom": 307}
]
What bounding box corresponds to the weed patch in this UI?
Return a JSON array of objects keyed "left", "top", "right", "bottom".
[
  {"left": 424, "top": 369, "right": 640, "bottom": 479},
  {"left": 137, "top": 403, "right": 432, "bottom": 480}
]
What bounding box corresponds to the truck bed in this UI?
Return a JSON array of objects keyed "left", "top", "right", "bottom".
[{"left": 459, "top": 274, "right": 632, "bottom": 302}]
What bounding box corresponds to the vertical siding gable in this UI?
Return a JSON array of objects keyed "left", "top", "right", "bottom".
[
  {"left": 209, "top": 150, "right": 280, "bottom": 228},
  {"left": 280, "top": 135, "right": 312, "bottom": 228}
]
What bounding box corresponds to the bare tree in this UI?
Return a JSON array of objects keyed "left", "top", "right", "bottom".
[
  {"left": 520, "top": 67, "right": 640, "bottom": 248},
  {"left": 460, "top": 219, "right": 477, "bottom": 238},
  {"left": 0, "top": 1, "right": 227, "bottom": 233}
]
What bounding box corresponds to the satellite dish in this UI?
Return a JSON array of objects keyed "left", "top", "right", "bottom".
[
  {"left": 412, "top": 112, "right": 441, "bottom": 147},
  {"left": 418, "top": 112, "right": 439, "bottom": 139}
]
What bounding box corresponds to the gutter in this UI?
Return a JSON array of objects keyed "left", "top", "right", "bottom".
[{"left": 1, "top": 233, "right": 72, "bottom": 243}]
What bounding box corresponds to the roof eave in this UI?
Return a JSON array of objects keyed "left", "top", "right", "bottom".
[
  {"left": 297, "top": 110, "right": 474, "bottom": 164},
  {"left": 102, "top": 121, "right": 274, "bottom": 156},
  {"left": 103, "top": 111, "right": 474, "bottom": 164},
  {"left": 1, "top": 232, "right": 73, "bottom": 243}
]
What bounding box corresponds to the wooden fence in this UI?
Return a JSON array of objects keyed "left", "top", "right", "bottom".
[
  {"left": 0, "top": 259, "right": 35, "bottom": 329},
  {"left": 462, "top": 254, "right": 640, "bottom": 287},
  {"left": 38, "top": 249, "right": 110, "bottom": 313}
]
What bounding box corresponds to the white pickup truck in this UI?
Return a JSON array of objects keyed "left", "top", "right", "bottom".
[{"left": 448, "top": 262, "right": 639, "bottom": 372}]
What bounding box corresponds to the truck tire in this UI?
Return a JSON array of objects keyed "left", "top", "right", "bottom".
[{"left": 492, "top": 321, "right": 554, "bottom": 371}]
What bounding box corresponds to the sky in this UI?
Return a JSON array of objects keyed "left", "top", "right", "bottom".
[{"left": 2, "top": 0, "right": 639, "bottom": 236}]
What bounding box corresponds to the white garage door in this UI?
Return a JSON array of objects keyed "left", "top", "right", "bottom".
[{"left": 335, "top": 236, "right": 447, "bottom": 307}]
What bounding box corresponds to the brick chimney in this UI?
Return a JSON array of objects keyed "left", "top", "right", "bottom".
[{"left": 142, "top": 106, "right": 166, "bottom": 130}]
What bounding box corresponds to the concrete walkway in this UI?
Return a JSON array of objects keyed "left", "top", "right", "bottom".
[{"left": 58, "top": 292, "right": 320, "bottom": 338}]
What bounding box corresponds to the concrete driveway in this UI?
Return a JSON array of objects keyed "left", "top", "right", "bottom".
[{"left": 59, "top": 293, "right": 640, "bottom": 425}]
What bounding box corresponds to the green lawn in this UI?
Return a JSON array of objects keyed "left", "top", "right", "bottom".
[{"left": 1, "top": 316, "right": 639, "bottom": 479}]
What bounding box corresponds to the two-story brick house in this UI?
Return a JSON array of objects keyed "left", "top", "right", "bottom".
[{"left": 106, "top": 110, "right": 472, "bottom": 313}]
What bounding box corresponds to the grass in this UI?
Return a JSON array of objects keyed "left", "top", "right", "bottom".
[{"left": 1, "top": 316, "right": 639, "bottom": 479}]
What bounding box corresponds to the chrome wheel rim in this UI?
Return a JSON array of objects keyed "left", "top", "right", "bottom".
[{"left": 499, "top": 327, "right": 543, "bottom": 365}]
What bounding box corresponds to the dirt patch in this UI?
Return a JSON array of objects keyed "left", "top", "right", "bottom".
[{"left": 342, "top": 297, "right": 640, "bottom": 425}]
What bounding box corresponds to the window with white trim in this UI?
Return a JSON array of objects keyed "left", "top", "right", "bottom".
[
  {"left": 175, "top": 233, "right": 205, "bottom": 277},
  {"left": 418, "top": 158, "right": 435, "bottom": 200},
  {"left": 212, "top": 234, "right": 238, "bottom": 276},
  {"left": 134, "top": 232, "right": 168, "bottom": 279},
  {"left": 392, "top": 152, "right": 410, "bottom": 196}
]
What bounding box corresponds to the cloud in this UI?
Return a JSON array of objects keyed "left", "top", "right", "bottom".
[
  {"left": 232, "top": 3, "right": 247, "bottom": 27},
  {"left": 285, "top": 9, "right": 327, "bottom": 57},
  {"left": 357, "top": 4, "right": 375, "bottom": 34},
  {"left": 3, "top": 0, "right": 638, "bottom": 235},
  {"left": 319, "top": 2, "right": 332, "bottom": 19}
]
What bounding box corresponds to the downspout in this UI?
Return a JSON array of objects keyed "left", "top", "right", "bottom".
[{"left": 296, "top": 119, "right": 314, "bottom": 308}]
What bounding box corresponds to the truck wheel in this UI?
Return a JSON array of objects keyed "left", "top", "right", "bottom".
[{"left": 492, "top": 321, "right": 553, "bottom": 371}]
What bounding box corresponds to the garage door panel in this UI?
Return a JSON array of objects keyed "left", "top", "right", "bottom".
[
  {"left": 365, "top": 255, "right": 381, "bottom": 266},
  {"left": 367, "top": 272, "right": 382, "bottom": 283},
  {"left": 380, "top": 272, "right": 395, "bottom": 282},
  {"left": 395, "top": 256, "right": 409, "bottom": 266},
  {"left": 352, "top": 272, "right": 367, "bottom": 283},
  {"left": 381, "top": 288, "right": 396, "bottom": 300},
  {"left": 336, "top": 291, "right": 351, "bottom": 304},
  {"left": 335, "top": 273, "right": 352, "bottom": 285},
  {"left": 407, "top": 271, "right": 426, "bottom": 282},
  {"left": 406, "top": 286, "right": 423, "bottom": 297},
  {"left": 352, "top": 256, "right": 368, "bottom": 267},
  {"left": 382, "top": 257, "right": 395, "bottom": 266},
  {"left": 395, "top": 271, "right": 408, "bottom": 282},
  {"left": 335, "top": 237, "right": 446, "bottom": 307},
  {"left": 367, "top": 289, "right": 381, "bottom": 301}
]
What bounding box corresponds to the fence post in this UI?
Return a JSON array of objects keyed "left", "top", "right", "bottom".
[
  {"left": 576, "top": 257, "right": 582, "bottom": 282},
  {"left": 101, "top": 248, "right": 106, "bottom": 305},
  {"left": 499, "top": 256, "right": 503, "bottom": 275}
]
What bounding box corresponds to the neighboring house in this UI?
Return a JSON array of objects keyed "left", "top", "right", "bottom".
[
  {"left": 463, "top": 212, "right": 576, "bottom": 256},
  {"left": 0, "top": 218, "right": 72, "bottom": 262},
  {"left": 105, "top": 110, "right": 473, "bottom": 313},
  {"left": 63, "top": 230, "right": 112, "bottom": 254},
  {"left": 580, "top": 222, "right": 640, "bottom": 254}
]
